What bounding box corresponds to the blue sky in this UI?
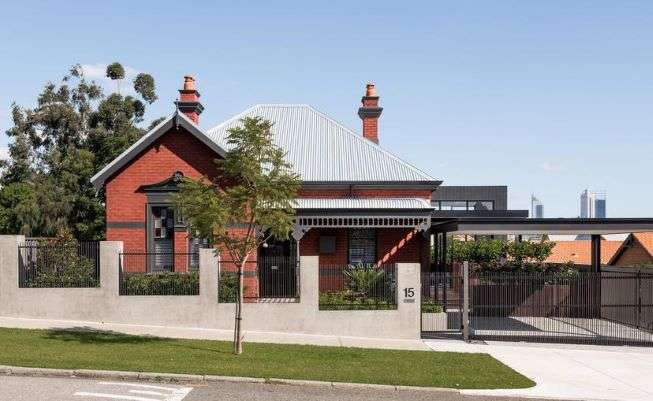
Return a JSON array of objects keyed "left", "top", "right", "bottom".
[{"left": 1, "top": 1, "right": 652, "bottom": 217}]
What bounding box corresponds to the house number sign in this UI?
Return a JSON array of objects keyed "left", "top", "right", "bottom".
[{"left": 403, "top": 287, "right": 416, "bottom": 303}]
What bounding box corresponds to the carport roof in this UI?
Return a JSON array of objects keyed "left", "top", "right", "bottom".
[{"left": 434, "top": 217, "right": 653, "bottom": 235}]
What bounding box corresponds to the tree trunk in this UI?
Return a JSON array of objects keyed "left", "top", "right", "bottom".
[{"left": 234, "top": 261, "right": 245, "bottom": 355}]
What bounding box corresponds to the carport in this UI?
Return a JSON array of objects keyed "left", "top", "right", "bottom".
[{"left": 425, "top": 217, "right": 653, "bottom": 345}]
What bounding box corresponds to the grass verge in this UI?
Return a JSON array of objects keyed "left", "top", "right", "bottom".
[{"left": 0, "top": 327, "right": 534, "bottom": 389}]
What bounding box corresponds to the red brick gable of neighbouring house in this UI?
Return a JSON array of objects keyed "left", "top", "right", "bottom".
[{"left": 608, "top": 232, "right": 653, "bottom": 267}]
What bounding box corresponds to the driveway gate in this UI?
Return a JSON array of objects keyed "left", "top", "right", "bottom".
[{"left": 467, "top": 270, "right": 653, "bottom": 346}]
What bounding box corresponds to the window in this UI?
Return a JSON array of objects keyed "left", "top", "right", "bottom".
[
  {"left": 188, "top": 236, "right": 210, "bottom": 270},
  {"left": 319, "top": 236, "right": 336, "bottom": 254},
  {"left": 440, "top": 201, "right": 467, "bottom": 211},
  {"left": 348, "top": 229, "right": 376, "bottom": 265},
  {"left": 152, "top": 206, "right": 175, "bottom": 239},
  {"left": 470, "top": 201, "right": 494, "bottom": 211},
  {"left": 432, "top": 200, "right": 495, "bottom": 211}
]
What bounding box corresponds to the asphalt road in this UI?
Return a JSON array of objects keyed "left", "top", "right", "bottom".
[{"left": 0, "top": 375, "right": 559, "bottom": 401}]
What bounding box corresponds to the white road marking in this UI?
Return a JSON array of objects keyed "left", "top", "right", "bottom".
[
  {"left": 129, "top": 390, "right": 166, "bottom": 396},
  {"left": 97, "top": 381, "right": 180, "bottom": 391},
  {"left": 73, "top": 392, "right": 160, "bottom": 401},
  {"left": 75, "top": 381, "right": 193, "bottom": 401}
]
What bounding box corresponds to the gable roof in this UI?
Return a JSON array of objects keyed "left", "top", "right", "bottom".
[
  {"left": 607, "top": 232, "right": 653, "bottom": 265},
  {"left": 90, "top": 112, "right": 227, "bottom": 189},
  {"left": 546, "top": 240, "right": 622, "bottom": 266},
  {"left": 206, "top": 104, "right": 440, "bottom": 184},
  {"left": 91, "top": 104, "right": 440, "bottom": 189}
]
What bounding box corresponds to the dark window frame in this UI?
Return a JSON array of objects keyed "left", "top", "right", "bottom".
[
  {"left": 347, "top": 228, "right": 377, "bottom": 265},
  {"left": 432, "top": 200, "right": 495, "bottom": 211}
]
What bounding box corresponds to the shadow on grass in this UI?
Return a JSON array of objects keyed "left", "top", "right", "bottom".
[
  {"left": 42, "top": 327, "right": 235, "bottom": 355},
  {"left": 43, "top": 327, "right": 167, "bottom": 345}
]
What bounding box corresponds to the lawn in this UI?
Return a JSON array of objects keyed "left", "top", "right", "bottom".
[{"left": 0, "top": 327, "right": 534, "bottom": 389}]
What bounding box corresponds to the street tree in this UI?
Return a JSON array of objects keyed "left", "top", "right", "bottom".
[{"left": 174, "top": 117, "right": 300, "bottom": 354}]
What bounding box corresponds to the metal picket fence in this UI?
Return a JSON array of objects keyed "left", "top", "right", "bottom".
[
  {"left": 119, "top": 252, "right": 200, "bottom": 296},
  {"left": 319, "top": 264, "right": 397, "bottom": 310},
  {"left": 18, "top": 240, "right": 100, "bottom": 288}
]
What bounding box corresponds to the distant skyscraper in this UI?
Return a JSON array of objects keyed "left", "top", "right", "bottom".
[
  {"left": 580, "top": 189, "right": 606, "bottom": 218},
  {"left": 531, "top": 194, "right": 544, "bottom": 218},
  {"left": 594, "top": 192, "right": 606, "bottom": 218},
  {"left": 580, "top": 189, "right": 595, "bottom": 218}
]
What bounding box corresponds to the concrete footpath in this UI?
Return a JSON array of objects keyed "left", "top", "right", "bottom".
[
  {"left": 426, "top": 339, "right": 653, "bottom": 401},
  {"left": 0, "top": 316, "right": 430, "bottom": 350}
]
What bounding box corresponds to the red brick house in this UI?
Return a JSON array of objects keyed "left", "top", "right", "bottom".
[
  {"left": 91, "top": 77, "right": 439, "bottom": 297},
  {"left": 607, "top": 232, "right": 653, "bottom": 267}
]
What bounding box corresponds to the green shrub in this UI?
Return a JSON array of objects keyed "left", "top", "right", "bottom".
[
  {"left": 343, "top": 264, "right": 387, "bottom": 297},
  {"left": 218, "top": 271, "right": 238, "bottom": 303},
  {"left": 121, "top": 271, "right": 199, "bottom": 295},
  {"left": 319, "top": 291, "right": 396, "bottom": 310},
  {"left": 24, "top": 234, "right": 98, "bottom": 288},
  {"left": 447, "top": 238, "right": 562, "bottom": 273},
  {"left": 319, "top": 264, "right": 396, "bottom": 310},
  {"left": 421, "top": 299, "right": 444, "bottom": 313}
]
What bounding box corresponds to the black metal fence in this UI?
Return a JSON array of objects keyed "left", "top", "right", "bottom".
[
  {"left": 119, "top": 252, "right": 199, "bottom": 295},
  {"left": 468, "top": 270, "right": 653, "bottom": 346},
  {"left": 319, "top": 264, "right": 397, "bottom": 310},
  {"left": 218, "top": 256, "right": 298, "bottom": 302},
  {"left": 421, "top": 272, "right": 463, "bottom": 334},
  {"left": 18, "top": 241, "right": 100, "bottom": 288}
]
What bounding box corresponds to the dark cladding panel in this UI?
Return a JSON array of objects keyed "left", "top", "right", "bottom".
[{"left": 432, "top": 186, "right": 508, "bottom": 210}]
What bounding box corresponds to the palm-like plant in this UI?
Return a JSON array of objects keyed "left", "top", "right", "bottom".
[{"left": 343, "top": 263, "right": 386, "bottom": 297}]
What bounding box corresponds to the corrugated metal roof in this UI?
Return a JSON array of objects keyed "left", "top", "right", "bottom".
[
  {"left": 207, "top": 104, "right": 438, "bottom": 182},
  {"left": 294, "top": 197, "right": 433, "bottom": 210}
]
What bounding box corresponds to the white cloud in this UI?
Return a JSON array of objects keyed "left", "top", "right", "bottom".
[
  {"left": 0, "top": 146, "right": 9, "bottom": 161},
  {"left": 539, "top": 161, "right": 567, "bottom": 172}
]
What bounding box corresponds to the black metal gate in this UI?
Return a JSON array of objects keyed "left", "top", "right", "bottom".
[
  {"left": 468, "top": 270, "right": 653, "bottom": 346},
  {"left": 421, "top": 272, "right": 464, "bottom": 337},
  {"left": 258, "top": 256, "right": 298, "bottom": 298}
]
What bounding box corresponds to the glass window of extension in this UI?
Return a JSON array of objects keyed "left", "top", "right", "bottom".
[
  {"left": 348, "top": 229, "right": 376, "bottom": 265},
  {"left": 440, "top": 201, "right": 467, "bottom": 210},
  {"left": 470, "top": 201, "right": 494, "bottom": 211}
]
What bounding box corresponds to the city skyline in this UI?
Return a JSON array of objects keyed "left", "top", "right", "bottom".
[{"left": 580, "top": 189, "right": 607, "bottom": 218}]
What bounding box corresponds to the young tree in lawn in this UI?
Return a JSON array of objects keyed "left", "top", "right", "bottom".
[{"left": 174, "top": 117, "right": 300, "bottom": 355}]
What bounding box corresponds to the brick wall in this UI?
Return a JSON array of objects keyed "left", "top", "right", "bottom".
[
  {"left": 612, "top": 244, "right": 653, "bottom": 267},
  {"left": 300, "top": 227, "right": 424, "bottom": 265},
  {"left": 105, "top": 127, "right": 220, "bottom": 256}
]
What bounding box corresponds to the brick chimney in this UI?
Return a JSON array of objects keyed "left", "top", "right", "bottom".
[
  {"left": 175, "top": 76, "right": 204, "bottom": 124},
  {"left": 358, "top": 82, "right": 383, "bottom": 144}
]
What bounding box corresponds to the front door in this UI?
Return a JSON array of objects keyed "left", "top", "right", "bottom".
[
  {"left": 150, "top": 206, "right": 175, "bottom": 271},
  {"left": 258, "top": 238, "right": 297, "bottom": 298}
]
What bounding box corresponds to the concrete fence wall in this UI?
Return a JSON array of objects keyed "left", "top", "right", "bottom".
[{"left": 0, "top": 236, "right": 421, "bottom": 340}]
